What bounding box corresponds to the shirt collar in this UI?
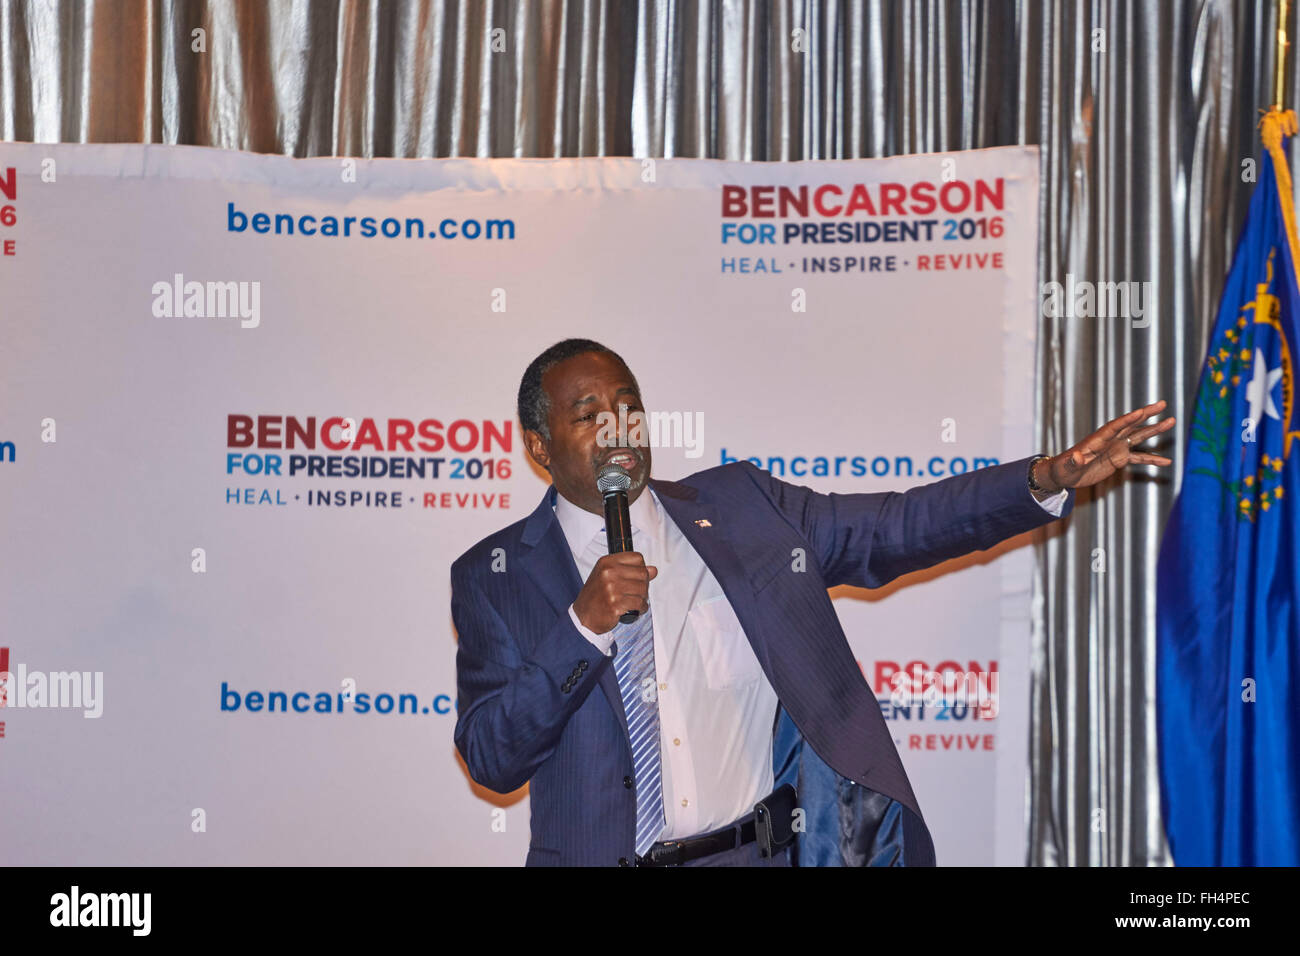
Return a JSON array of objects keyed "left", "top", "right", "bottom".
[{"left": 554, "top": 484, "right": 660, "bottom": 558}]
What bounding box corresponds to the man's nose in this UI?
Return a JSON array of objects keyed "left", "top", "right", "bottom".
[{"left": 610, "top": 406, "right": 631, "bottom": 446}]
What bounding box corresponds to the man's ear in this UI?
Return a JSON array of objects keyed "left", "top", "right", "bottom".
[{"left": 523, "top": 429, "right": 551, "bottom": 471}]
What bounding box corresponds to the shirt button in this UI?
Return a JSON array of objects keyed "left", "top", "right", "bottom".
[
  {"left": 673, "top": 737, "right": 681, "bottom": 746},
  {"left": 681, "top": 799, "right": 689, "bottom": 808},
  {"left": 623, "top": 776, "right": 634, "bottom": 789},
  {"left": 659, "top": 682, "right": 667, "bottom": 691}
]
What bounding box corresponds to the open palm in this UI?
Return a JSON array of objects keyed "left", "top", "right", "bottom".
[{"left": 1047, "top": 400, "right": 1176, "bottom": 490}]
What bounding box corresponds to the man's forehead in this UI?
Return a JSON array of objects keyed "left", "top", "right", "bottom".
[{"left": 545, "top": 355, "right": 637, "bottom": 402}]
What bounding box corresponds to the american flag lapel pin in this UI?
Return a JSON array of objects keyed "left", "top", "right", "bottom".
[{"left": 694, "top": 518, "right": 712, "bottom": 528}]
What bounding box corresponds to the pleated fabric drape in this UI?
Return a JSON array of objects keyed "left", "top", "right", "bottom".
[{"left": 3, "top": 0, "right": 1292, "bottom": 865}]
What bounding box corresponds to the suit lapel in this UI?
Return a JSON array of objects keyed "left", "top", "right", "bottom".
[{"left": 519, "top": 485, "right": 584, "bottom": 616}]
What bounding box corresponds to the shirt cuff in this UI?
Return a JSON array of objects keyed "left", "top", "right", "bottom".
[
  {"left": 569, "top": 604, "right": 616, "bottom": 657},
  {"left": 1029, "top": 485, "right": 1070, "bottom": 517}
]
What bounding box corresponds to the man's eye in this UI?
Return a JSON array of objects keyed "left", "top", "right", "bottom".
[{"left": 576, "top": 413, "right": 596, "bottom": 422}]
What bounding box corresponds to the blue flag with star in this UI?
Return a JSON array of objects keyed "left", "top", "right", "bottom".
[{"left": 1156, "top": 110, "right": 1300, "bottom": 866}]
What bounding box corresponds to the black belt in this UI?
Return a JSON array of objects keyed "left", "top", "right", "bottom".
[{"left": 635, "top": 783, "right": 796, "bottom": 866}]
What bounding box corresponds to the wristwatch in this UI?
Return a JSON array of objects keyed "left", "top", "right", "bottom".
[{"left": 1027, "top": 454, "right": 1054, "bottom": 494}]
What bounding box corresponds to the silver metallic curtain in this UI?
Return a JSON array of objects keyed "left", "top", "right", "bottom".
[{"left": 2, "top": 0, "right": 1292, "bottom": 865}]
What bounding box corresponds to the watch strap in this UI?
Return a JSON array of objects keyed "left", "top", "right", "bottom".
[{"left": 1027, "top": 454, "right": 1053, "bottom": 493}]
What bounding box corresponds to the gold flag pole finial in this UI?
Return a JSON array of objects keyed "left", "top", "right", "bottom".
[
  {"left": 1261, "top": 0, "right": 1300, "bottom": 461},
  {"left": 1262, "top": 0, "right": 1298, "bottom": 148}
]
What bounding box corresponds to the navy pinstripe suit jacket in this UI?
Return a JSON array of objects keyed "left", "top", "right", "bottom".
[{"left": 451, "top": 457, "right": 1074, "bottom": 866}]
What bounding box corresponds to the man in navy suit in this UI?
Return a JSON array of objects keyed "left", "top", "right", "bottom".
[{"left": 451, "top": 339, "right": 1175, "bottom": 866}]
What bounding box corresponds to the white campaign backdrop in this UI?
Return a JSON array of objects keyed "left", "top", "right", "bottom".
[{"left": 0, "top": 143, "right": 1041, "bottom": 866}]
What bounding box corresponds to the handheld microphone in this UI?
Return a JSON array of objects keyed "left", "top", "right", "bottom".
[{"left": 596, "top": 462, "right": 639, "bottom": 624}]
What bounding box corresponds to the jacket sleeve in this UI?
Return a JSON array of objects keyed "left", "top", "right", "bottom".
[
  {"left": 741, "top": 455, "right": 1074, "bottom": 590},
  {"left": 450, "top": 556, "right": 615, "bottom": 794}
]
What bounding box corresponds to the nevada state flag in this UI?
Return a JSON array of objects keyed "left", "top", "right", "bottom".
[{"left": 1156, "top": 110, "right": 1300, "bottom": 865}]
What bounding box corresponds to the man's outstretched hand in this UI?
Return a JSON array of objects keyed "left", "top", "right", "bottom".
[{"left": 1034, "top": 399, "right": 1177, "bottom": 493}]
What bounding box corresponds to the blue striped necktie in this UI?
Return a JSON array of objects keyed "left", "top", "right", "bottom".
[{"left": 612, "top": 604, "right": 666, "bottom": 856}]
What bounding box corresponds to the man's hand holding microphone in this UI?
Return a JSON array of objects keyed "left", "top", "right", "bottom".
[
  {"left": 572, "top": 462, "right": 656, "bottom": 634},
  {"left": 573, "top": 553, "right": 657, "bottom": 633}
]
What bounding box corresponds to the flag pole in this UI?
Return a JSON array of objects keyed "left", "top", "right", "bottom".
[
  {"left": 1276, "top": 0, "right": 1291, "bottom": 112},
  {"left": 1260, "top": 0, "right": 1300, "bottom": 462}
]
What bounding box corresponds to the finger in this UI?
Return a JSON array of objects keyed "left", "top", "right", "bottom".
[
  {"left": 619, "top": 592, "right": 650, "bottom": 613},
  {"left": 607, "top": 574, "right": 644, "bottom": 598},
  {"left": 1101, "top": 405, "right": 1154, "bottom": 441},
  {"left": 646, "top": 565, "right": 658, "bottom": 580},
  {"left": 1114, "top": 401, "right": 1171, "bottom": 440},
  {"left": 610, "top": 563, "right": 652, "bottom": 582},
  {"left": 1124, "top": 417, "right": 1177, "bottom": 445},
  {"left": 1060, "top": 447, "right": 1093, "bottom": 470},
  {"left": 607, "top": 571, "right": 650, "bottom": 594},
  {"left": 1128, "top": 453, "right": 1172, "bottom": 466}
]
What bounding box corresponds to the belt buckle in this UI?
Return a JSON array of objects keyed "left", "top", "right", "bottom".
[
  {"left": 637, "top": 837, "right": 691, "bottom": 868},
  {"left": 647, "top": 840, "right": 687, "bottom": 866}
]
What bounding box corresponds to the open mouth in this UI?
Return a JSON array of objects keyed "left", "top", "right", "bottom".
[{"left": 600, "top": 451, "right": 640, "bottom": 471}]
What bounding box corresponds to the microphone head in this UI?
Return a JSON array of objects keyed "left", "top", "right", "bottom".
[{"left": 596, "top": 463, "right": 632, "bottom": 495}]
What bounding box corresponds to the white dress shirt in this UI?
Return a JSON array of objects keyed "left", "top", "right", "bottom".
[{"left": 554, "top": 478, "right": 1067, "bottom": 841}]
